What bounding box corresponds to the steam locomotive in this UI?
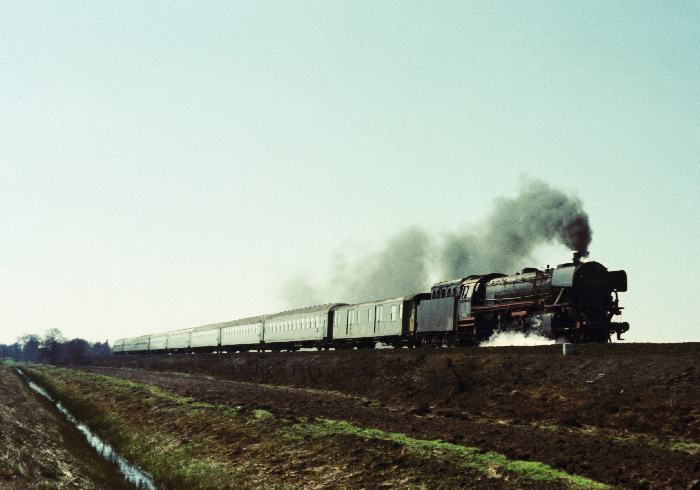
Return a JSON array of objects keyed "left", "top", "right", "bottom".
[{"left": 114, "top": 253, "right": 628, "bottom": 354}]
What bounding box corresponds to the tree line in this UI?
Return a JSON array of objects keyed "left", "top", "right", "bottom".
[{"left": 0, "top": 328, "right": 111, "bottom": 364}]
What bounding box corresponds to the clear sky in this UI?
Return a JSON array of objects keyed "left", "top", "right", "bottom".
[{"left": 1, "top": 1, "right": 698, "bottom": 344}]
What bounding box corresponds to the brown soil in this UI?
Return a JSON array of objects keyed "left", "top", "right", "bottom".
[
  {"left": 29, "top": 363, "right": 574, "bottom": 489},
  {"left": 0, "top": 366, "right": 130, "bottom": 489},
  {"left": 83, "top": 342, "right": 700, "bottom": 489}
]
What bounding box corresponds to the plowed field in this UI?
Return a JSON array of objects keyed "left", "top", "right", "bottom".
[{"left": 83, "top": 343, "right": 699, "bottom": 488}]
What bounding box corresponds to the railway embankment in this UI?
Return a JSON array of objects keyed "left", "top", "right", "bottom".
[
  {"left": 23, "top": 364, "right": 609, "bottom": 489},
  {"left": 88, "top": 343, "right": 700, "bottom": 441}
]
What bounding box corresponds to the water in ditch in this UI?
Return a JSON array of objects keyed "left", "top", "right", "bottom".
[{"left": 15, "top": 368, "right": 158, "bottom": 490}]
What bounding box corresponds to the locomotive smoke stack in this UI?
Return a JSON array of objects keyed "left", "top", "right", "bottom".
[{"left": 572, "top": 250, "right": 589, "bottom": 265}]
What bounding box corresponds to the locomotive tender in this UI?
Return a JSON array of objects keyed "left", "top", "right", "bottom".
[{"left": 114, "top": 253, "right": 628, "bottom": 354}]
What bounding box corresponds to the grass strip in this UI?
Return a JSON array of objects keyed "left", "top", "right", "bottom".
[
  {"left": 610, "top": 433, "right": 700, "bottom": 456},
  {"left": 295, "top": 419, "right": 609, "bottom": 489}
]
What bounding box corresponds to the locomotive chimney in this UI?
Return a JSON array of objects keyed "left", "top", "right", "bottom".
[{"left": 572, "top": 251, "right": 583, "bottom": 265}]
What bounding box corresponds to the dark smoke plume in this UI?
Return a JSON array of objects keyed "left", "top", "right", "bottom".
[
  {"left": 328, "top": 227, "right": 431, "bottom": 303},
  {"left": 281, "top": 179, "right": 592, "bottom": 306},
  {"left": 440, "top": 179, "right": 592, "bottom": 277}
]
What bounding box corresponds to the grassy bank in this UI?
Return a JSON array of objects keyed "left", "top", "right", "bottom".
[{"left": 25, "top": 365, "right": 608, "bottom": 489}]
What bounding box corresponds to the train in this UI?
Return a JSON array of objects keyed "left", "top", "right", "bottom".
[{"left": 113, "top": 252, "right": 629, "bottom": 354}]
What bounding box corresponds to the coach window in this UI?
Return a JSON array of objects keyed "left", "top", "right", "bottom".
[{"left": 377, "top": 306, "right": 383, "bottom": 323}]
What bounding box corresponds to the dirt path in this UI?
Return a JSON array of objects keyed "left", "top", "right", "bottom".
[
  {"left": 81, "top": 364, "right": 700, "bottom": 489},
  {"left": 0, "top": 366, "right": 130, "bottom": 489}
]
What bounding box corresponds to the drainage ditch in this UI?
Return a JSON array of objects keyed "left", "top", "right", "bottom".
[{"left": 15, "top": 367, "right": 158, "bottom": 490}]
